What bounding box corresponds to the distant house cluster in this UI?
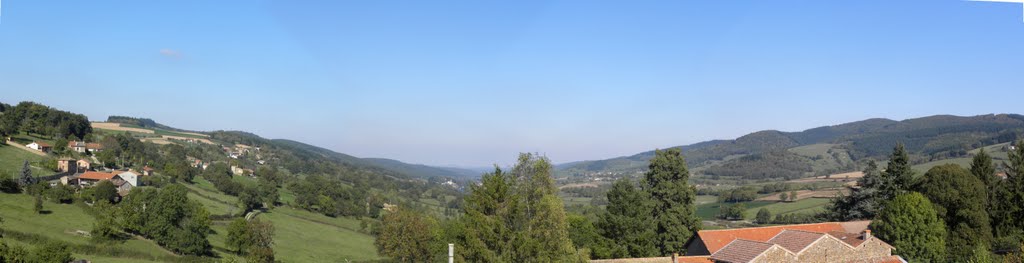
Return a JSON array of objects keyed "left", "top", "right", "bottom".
[
  {"left": 591, "top": 221, "right": 905, "bottom": 263},
  {"left": 54, "top": 158, "right": 149, "bottom": 197}
]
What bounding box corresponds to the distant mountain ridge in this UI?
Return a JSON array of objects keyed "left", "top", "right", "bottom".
[{"left": 557, "top": 114, "right": 1024, "bottom": 179}]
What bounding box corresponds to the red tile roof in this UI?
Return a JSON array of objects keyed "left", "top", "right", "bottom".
[
  {"left": 827, "top": 231, "right": 867, "bottom": 247},
  {"left": 79, "top": 171, "right": 116, "bottom": 180},
  {"left": 33, "top": 141, "right": 52, "bottom": 147},
  {"left": 767, "top": 230, "right": 825, "bottom": 253},
  {"left": 695, "top": 222, "right": 847, "bottom": 254},
  {"left": 588, "top": 256, "right": 711, "bottom": 263},
  {"left": 86, "top": 143, "right": 104, "bottom": 149},
  {"left": 710, "top": 239, "right": 778, "bottom": 263}
]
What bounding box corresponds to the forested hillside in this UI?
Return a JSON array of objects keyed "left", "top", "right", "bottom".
[{"left": 559, "top": 114, "right": 1024, "bottom": 180}]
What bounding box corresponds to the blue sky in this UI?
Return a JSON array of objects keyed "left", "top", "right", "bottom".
[{"left": 1, "top": 1, "right": 1023, "bottom": 167}]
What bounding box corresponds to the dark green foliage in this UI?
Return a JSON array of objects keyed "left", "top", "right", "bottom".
[
  {"left": 115, "top": 185, "right": 211, "bottom": 255},
  {"left": 755, "top": 208, "right": 772, "bottom": 224},
  {"left": 972, "top": 149, "right": 997, "bottom": 189},
  {"left": 256, "top": 179, "right": 278, "bottom": 208},
  {"left": 596, "top": 178, "right": 656, "bottom": 258},
  {"left": 872, "top": 192, "right": 946, "bottom": 263},
  {"left": 829, "top": 144, "right": 915, "bottom": 221},
  {"left": 915, "top": 164, "right": 992, "bottom": 261},
  {"left": 567, "top": 214, "right": 613, "bottom": 259},
  {"left": 450, "top": 154, "right": 582, "bottom": 262},
  {"left": 716, "top": 203, "right": 745, "bottom": 220},
  {"left": 375, "top": 208, "right": 437, "bottom": 262},
  {"left": 0, "top": 172, "right": 21, "bottom": 193},
  {"left": 91, "top": 202, "right": 121, "bottom": 242},
  {"left": 881, "top": 143, "right": 915, "bottom": 198},
  {"left": 643, "top": 148, "right": 700, "bottom": 255},
  {"left": 44, "top": 185, "right": 74, "bottom": 204},
  {"left": 703, "top": 150, "right": 813, "bottom": 180},
  {"left": 18, "top": 160, "right": 34, "bottom": 187},
  {"left": 994, "top": 140, "right": 1024, "bottom": 252},
  {"left": 770, "top": 212, "right": 823, "bottom": 224},
  {"left": 90, "top": 180, "right": 119, "bottom": 204},
  {"left": 226, "top": 218, "right": 251, "bottom": 254},
  {"left": 0, "top": 241, "right": 30, "bottom": 262},
  {"left": 287, "top": 175, "right": 367, "bottom": 217},
  {"left": 719, "top": 187, "right": 758, "bottom": 203},
  {"left": 32, "top": 194, "right": 43, "bottom": 214},
  {"left": 238, "top": 186, "right": 263, "bottom": 213},
  {"left": 29, "top": 241, "right": 73, "bottom": 263},
  {"left": 0, "top": 101, "right": 92, "bottom": 139},
  {"left": 202, "top": 163, "right": 243, "bottom": 196}
]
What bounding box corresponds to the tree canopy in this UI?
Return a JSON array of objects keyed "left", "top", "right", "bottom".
[{"left": 871, "top": 192, "right": 946, "bottom": 263}]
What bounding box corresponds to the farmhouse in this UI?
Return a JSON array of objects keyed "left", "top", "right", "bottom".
[
  {"left": 25, "top": 141, "right": 52, "bottom": 153},
  {"left": 57, "top": 158, "right": 78, "bottom": 173},
  {"left": 68, "top": 140, "right": 88, "bottom": 153},
  {"left": 592, "top": 221, "right": 903, "bottom": 263},
  {"left": 142, "top": 166, "right": 155, "bottom": 176},
  {"left": 77, "top": 159, "right": 91, "bottom": 172},
  {"left": 86, "top": 143, "right": 104, "bottom": 152},
  {"left": 76, "top": 171, "right": 117, "bottom": 186}
]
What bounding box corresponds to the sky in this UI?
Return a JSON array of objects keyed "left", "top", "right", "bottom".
[{"left": 1, "top": 1, "right": 1023, "bottom": 167}]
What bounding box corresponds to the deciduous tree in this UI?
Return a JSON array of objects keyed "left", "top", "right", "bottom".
[
  {"left": 915, "top": 164, "right": 991, "bottom": 261},
  {"left": 872, "top": 192, "right": 946, "bottom": 262}
]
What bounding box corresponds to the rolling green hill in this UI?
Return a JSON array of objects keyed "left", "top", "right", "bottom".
[{"left": 557, "top": 114, "right": 1024, "bottom": 180}]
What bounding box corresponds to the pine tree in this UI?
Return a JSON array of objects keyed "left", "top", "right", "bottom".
[
  {"left": 827, "top": 160, "right": 882, "bottom": 220},
  {"left": 18, "top": 160, "right": 34, "bottom": 187},
  {"left": 995, "top": 140, "right": 1024, "bottom": 249},
  {"left": 881, "top": 143, "right": 914, "bottom": 200},
  {"left": 642, "top": 148, "right": 700, "bottom": 256},
  {"left": 872, "top": 192, "right": 946, "bottom": 262},
  {"left": 597, "top": 178, "right": 656, "bottom": 258},
  {"left": 971, "top": 149, "right": 997, "bottom": 190}
]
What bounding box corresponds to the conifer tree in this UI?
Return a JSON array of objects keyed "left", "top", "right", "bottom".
[
  {"left": 642, "top": 148, "right": 700, "bottom": 256},
  {"left": 597, "top": 178, "right": 656, "bottom": 258}
]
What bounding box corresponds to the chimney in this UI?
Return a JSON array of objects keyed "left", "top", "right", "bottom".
[
  {"left": 672, "top": 253, "right": 678, "bottom": 263},
  {"left": 863, "top": 230, "right": 871, "bottom": 240}
]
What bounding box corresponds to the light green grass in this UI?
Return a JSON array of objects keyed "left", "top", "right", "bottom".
[
  {"left": 188, "top": 191, "right": 240, "bottom": 216},
  {"left": 911, "top": 158, "right": 972, "bottom": 174},
  {"left": 249, "top": 207, "right": 380, "bottom": 262},
  {"left": 696, "top": 195, "right": 717, "bottom": 205},
  {"left": 696, "top": 201, "right": 774, "bottom": 221},
  {"left": 745, "top": 198, "right": 830, "bottom": 218},
  {"left": 0, "top": 144, "right": 49, "bottom": 177}
]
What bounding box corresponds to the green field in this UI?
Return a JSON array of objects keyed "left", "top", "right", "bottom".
[
  {"left": 911, "top": 158, "right": 973, "bottom": 175},
  {"left": 0, "top": 144, "right": 50, "bottom": 177},
  {"left": 744, "top": 198, "right": 830, "bottom": 218},
  {"left": 248, "top": 206, "right": 381, "bottom": 262},
  {"left": 696, "top": 201, "right": 774, "bottom": 220},
  {"left": 0, "top": 193, "right": 187, "bottom": 262}
]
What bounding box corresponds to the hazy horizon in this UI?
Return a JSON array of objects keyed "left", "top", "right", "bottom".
[{"left": 3, "top": 1, "right": 1024, "bottom": 166}]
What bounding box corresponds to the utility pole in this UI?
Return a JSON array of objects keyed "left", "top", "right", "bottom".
[{"left": 448, "top": 243, "right": 454, "bottom": 263}]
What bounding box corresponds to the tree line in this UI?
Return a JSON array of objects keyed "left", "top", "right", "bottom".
[
  {"left": 374, "top": 150, "right": 703, "bottom": 262},
  {"left": 0, "top": 101, "right": 92, "bottom": 140},
  {"left": 828, "top": 141, "right": 1024, "bottom": 262}
]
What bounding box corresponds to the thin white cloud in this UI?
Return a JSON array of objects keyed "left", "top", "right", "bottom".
[{"left": 159, "top": 49, "right": 182, "bottom": 58}]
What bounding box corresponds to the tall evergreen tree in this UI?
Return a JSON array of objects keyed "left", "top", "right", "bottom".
[
  {"left": 971, "top": 149, "right": 997, "bottom": 190},
  {"left": 995, "top": 140, "right": 1024, "bottom": 250},
  {"left": 827, "top": 161, "right": 883, "bottom": 220},
  {"left": 18, "top": 160, "right": 34, "bottom": 187},
  {"left": 872, "top": 192, "right": 946, "bottom": 263},
  {"left": 880, "top": 143, "right": 914, "bottom": 201},
  {"left": 642, "top": 148, "right": 700, "bottom": 256},
  {"left": 915, "top": 164, "right": 991, "bottom": 261},
  {"left": 596, "top": 178, "right": 656, "bottom": 258}
]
